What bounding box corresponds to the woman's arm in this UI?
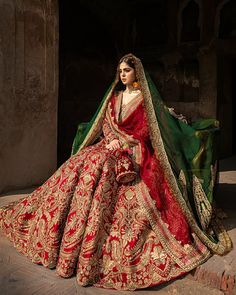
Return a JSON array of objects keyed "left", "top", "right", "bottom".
[
  {"left": 103, "top": 117, "right": 121, "bottom": 150},
  {"left": 103, "top": 117, "right": 118, "bottom": 142},
  {"left": 167, "top": 107, "right": 188, "bottom": 124}
]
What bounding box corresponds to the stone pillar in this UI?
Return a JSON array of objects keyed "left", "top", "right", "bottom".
[
  {"left": 198, "top": 52, "right": 217, "bottom": 119},
  {"left": 0, "top": 0, "right": 58, "bottom": 194}
]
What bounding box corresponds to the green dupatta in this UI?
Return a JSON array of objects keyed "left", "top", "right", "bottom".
[
  {"left": 72, "top": 74, "right": 218, "bottom": 204},
  {"left": 71, "top": 55, "right": 231, "bottom": 254}
]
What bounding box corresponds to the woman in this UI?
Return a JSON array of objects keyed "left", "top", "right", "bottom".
[{"left": 0, "top": 54, "right": 232, "bottom": 290}]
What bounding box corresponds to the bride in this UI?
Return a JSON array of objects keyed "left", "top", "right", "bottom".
[{"left": 0, "top": 53, "right": 232, "bottom": 290}]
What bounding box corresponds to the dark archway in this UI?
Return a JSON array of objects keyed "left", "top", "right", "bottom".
[
  {"left": 217, "top": 56, "right": 236, "bottom": 158},
  {"left": 58, "top": 1, "right": 117, "bottom": 165},
  {"left": 219, "top": 0, "right": 236, "bottom": 39},
  {"left": 181, "top": 0, "right": 200, "bottom": 42}
]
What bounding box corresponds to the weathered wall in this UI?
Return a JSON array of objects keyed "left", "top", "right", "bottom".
[
  {"left": 0, "top": 0, "right": 58, "bottom": 194},
  {"left": 143, "top": 0, "right": 236, "bottom": 157}
]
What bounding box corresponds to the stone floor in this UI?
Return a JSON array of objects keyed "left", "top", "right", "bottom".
[
  {"left": 0, "top": 156, "right": 235, "bottom": 295},
  {"left": 184, "top": 155, "right": 236, "bottom": 295}
]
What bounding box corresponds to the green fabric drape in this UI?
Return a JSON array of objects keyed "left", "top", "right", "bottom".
[
  {"left": 71, "top": 85, "right": 113, "bottom": 155},
  {"left": 71, "top": 73, "right": 219, "bottom": 227},
  {"left": 146, "top": 73, "right": 219, "bottom": 196}
]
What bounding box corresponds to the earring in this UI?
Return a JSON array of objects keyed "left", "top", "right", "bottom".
[{"left": 132, "top": 81, "right": 140, "bottom": 89}]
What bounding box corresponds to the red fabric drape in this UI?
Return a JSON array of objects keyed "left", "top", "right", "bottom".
[{"left": 111, "top": 95, "right": 191, "bottom": 245}]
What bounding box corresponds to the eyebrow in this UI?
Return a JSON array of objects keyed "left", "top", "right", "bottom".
[{"left": 119, "top": 67, "right": 132, "bottom": 71}]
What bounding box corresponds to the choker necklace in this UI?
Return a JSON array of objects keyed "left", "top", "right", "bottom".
[{"left": 125, "top": 88, "right": 139, "bottom": 94}]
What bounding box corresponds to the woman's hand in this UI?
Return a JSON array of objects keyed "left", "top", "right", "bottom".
[
  {"left": 127, "top": 134, "right": 139, "bottom": 146},
  {"left": 106, "top": 139, "right": 121, "bottom": 151},
  {"left": 168, "top": 107, "right": 188, "bottom": 124}
]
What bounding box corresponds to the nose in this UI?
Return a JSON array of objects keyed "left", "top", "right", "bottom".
[{"left": 121, "top": 71, "right": 126, "bottom": 77}]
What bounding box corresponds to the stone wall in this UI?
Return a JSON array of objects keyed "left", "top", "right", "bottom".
[{"left": 0, "top": 0, "right": 58, "bottom": 194}]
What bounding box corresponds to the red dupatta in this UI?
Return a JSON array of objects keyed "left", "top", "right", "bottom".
[{"left": 110, "top": 93, "right": 192, "bottom": 245}]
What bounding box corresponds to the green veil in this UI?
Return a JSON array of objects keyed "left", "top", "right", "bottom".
[{"left": 71, "top": 54, "right": 231, "bottom": 254}]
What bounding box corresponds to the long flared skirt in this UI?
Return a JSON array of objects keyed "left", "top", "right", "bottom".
[{"left": 0, "top": 140, "right": 210, "bottom": 290}]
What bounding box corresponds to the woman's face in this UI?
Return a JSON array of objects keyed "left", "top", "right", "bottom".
[{"left": 119, "top": 62, "right": 136, "bottom": 86}]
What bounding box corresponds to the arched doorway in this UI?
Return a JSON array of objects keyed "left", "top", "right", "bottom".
[{"left": 217, "top": 56, "right": 236, "bottom": 158}]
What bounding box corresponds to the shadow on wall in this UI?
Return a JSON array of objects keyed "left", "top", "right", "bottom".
[
  {"left": 58, "top": 54, "right": 115, "bottom": 166},
  {"left": 215, "top": 183, "right": 236, "bottom": 231}
]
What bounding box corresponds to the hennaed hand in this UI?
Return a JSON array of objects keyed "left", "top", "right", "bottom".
[{"left": 106, "top": 139, "right": 121, "bottom": 151}]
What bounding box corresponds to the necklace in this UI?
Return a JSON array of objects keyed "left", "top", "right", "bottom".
[
  {"left": 124, "top": 86, "right": 137, "bottom": 94},
  {"left": 124, "top": 88, "right": 140, "bottom": 95}
]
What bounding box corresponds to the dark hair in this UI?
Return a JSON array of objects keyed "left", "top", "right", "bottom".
[
  {"left": 119, "top": 56, "right": 136, "bottom": 69},
  {"left": 114, "top": 56, "right": 136, "bottom": 94}
]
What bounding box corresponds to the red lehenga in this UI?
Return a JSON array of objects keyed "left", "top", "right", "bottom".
[
  {"left": 1, "top": 52, "right": 232, "bottom": 290},
  {"left": 0, "top": 91, "right": 212, "bottom": 290}
]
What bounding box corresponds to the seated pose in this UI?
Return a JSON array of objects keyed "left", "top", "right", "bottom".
[{"left": 0, "top": 53, "right": 232, "bottom": 291}]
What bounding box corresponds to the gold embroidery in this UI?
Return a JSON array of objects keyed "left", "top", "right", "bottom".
[
  {"left": 136, "top": 179, "right": 211, "bottom": 271},
  {"left": 118, "top": 91, "right": 143, "bottom": 122},
  {"left": 0, "top": 54, "right": 232, "bottom": 291},
  {"left": 192, "top": 175, "right": 212, "bottom": 230},
  {"left": 133, "top": 54, "right": 231, "bottom": 255}
]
